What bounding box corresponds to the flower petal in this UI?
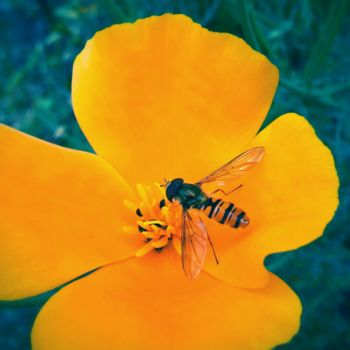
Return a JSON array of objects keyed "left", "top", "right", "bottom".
[
  {"left": 0, "top": 125, "right": 140, "bottom": 300},
  {"left": 32, "top": 251, "right": 301, "bottom": 350},
  {"left": 72, "top": 14, "right": 278, "bottom": 186},
  {"left": 202, "top": 114, "right": 339, "bottom": 288}
]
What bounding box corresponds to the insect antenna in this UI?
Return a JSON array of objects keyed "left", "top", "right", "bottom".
[{"left": 160, "top": 178, "right": 170, "bottom": 187}]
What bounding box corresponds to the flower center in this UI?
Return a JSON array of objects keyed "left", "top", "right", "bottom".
[{"left": 123, "top": 184, "right": 182, "bottom": 257}]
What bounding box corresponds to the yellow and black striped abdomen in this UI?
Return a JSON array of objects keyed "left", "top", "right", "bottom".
[{"left": 199, "top": 197, "right": 249, "bottom": 229}]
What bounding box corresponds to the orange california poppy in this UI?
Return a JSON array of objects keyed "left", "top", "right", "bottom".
[{"left": 0, "top": 14, "right": 338, "bottom": 350}]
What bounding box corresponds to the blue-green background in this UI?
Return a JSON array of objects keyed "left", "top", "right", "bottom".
[{"left": 0, "top": 0, "right": 349, "bottom": 349}]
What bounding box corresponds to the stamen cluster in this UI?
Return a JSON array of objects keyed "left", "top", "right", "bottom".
[{"left": 123, "top": 184, "right": 181, "bottom": 256}]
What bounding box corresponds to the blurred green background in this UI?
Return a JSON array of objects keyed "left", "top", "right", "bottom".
[{"left": 0, "top": 0, "right": 349, "bottom": 349}]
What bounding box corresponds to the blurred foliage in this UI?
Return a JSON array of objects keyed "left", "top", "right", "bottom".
[{"left": 0, "top": 0, "right": 349, "bottom": 349}]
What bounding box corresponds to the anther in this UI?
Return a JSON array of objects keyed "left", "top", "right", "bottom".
[
  {"left": 125, "top": 183, "right": 181, "bottom": 257},
  {"left": 138, "top": 225, "right": 147, "bottom": 233}
]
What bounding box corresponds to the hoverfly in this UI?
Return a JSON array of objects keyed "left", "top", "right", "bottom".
[{"left": 164, "top": 147, "right": 264, "bottom": 279}]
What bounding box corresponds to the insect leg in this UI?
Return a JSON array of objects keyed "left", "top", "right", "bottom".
[
  {"left": 206, "top": 231, "right": 219, "bottom": 265},
  {"left": 209, "top": 184, "right": 243, "bottom": 197}
]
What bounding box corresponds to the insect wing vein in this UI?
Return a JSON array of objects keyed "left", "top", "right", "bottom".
[
  {"left": 196, "top": 147, "right": 264, "bottom": 186},
  {"left": 181, "top": 209, "right": 208, "bottom": 279}
]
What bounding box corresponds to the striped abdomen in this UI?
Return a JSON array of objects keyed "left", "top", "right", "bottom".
[{"left": 199, "top": 197, "right": 249, "bottom": 229}]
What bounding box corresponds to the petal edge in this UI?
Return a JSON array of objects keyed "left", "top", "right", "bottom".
[{"left": 0, "top": 124, "right": 139, "bottom": 300}]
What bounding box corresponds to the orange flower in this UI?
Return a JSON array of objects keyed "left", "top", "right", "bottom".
[{"left": 0, "top": 14, "right": 338, "bottom": 350}]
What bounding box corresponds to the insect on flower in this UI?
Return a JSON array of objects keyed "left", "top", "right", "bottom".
[
  {"left": 163, "top": 147, "right": 264, "bottom": 279},
  {"left": 0, "top": 14, "right": 339, "bottom": 350}
]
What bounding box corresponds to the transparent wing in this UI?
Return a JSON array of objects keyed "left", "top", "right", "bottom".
[
  {"left": 181, "top": 209, "right": 208, "bottom": 279},
  {"left": 196, "top": 147, "right": 264, "bottom": 186}
]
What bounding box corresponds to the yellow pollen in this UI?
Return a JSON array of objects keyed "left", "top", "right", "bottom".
[{"left": 123, "top": 183, "right": 181, "bottom": 257}]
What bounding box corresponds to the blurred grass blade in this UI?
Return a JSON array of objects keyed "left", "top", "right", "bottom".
[
  {"left": 303, "top": 0, "right": 349, "bottom": 83},
  {"left": 104, "top": 0, "right": 131, "bottom": 22},
  {"left": 236, "top": 0, "right": 260, "bottom": 51}
]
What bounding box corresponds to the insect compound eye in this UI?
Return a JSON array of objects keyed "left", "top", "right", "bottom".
[{"left": 165, "top": 178, "right": 184, "bottom": 201}]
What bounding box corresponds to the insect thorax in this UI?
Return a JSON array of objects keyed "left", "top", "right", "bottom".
[{"left": 176, "top": 183, "right": 208, "bottom": 209}]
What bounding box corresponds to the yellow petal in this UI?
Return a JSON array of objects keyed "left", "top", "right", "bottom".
[
  {"left": 203, "top": 114, "right": 339, "bottom": 288},
  {"left": 0, "top": 125, "right": 140, "bottom": 300},
  {"left": 32, "top": 251, "right": 301, "bottom": 350},
  {"left": 72, "top": 14, "right": 278, "bottom": 186}
]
